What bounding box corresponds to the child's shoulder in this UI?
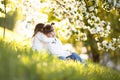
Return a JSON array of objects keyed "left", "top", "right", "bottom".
[{"left": 36, "top": 32, "right": 44, "bottom": 36}]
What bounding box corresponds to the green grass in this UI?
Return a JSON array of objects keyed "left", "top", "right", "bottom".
[{"left": 0, "top": 28, "right": 120, "bottom": 80}]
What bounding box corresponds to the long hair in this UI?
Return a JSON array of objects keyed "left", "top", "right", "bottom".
[{"left": 32, "top": 23, "right": 44, "bottom": 37}]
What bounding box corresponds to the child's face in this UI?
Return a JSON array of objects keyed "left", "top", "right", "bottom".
[{"left": 46, "top": 32, "right": 55, "bottom": 38}]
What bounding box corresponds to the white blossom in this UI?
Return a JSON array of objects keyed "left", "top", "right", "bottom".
[
  {"left": 118, "top": 18, "right": 120, "bottom": 21},
  {"left": 102, "top": 41, "right": 108, "bottom": 47},
  {"left": 95, "top": 37, "right": 99, "bottom": 41},
  {"left": 89, "top": 6, "right": 94, "bottom": 11},
  {"left": 118, "top": 45, "right": 120, "bottom": 48},
  {"left": 112, "top": 38, "right": 117, "bottom": 42},
  {"left": 97, "top": 42, "right": 103, "bottom": 50}
]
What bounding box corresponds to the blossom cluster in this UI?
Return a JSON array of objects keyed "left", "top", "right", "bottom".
[{"left": 49, "top": 0, "right": 119, "bottom": 51}]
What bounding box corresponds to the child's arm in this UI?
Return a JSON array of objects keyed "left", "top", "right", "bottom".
[{"left": 36, "top": 32, "right": 55, "bottom": 43}]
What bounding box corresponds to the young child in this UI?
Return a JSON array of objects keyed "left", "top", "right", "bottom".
[
  {"left": 32, "top": 23, "right": 55, "bottom": 51},
  {"left": 43, "top": 23, "right": 86, "bottom": 65}
]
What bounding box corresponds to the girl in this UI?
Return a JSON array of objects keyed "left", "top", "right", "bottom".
[
  {"left": 43, "top": 23, "right": 86, "bottom": 65},
  {"left": 32, "top": 23, "right": 55, "bottom": 51}
]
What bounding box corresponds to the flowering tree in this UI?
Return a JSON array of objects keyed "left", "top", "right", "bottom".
[
  {"left": 0, "top": 0, "right": 16, "bottom": 17},
  {"left": 102, "top": 0, "right": 120, "bottom": 12},
  {"left": 44, "top": 0, "right": 120, "bottom": 62},
  {"left": 51, "top": 0, "right": 120, "bottom": 50},
  {"left": 0, "top": 0, "right": 19, "bottom": 31},
  {"left": 1, "top": 0, "right": 120, "bottom": 62}
]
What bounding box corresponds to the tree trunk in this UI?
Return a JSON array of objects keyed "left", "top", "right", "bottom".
[{"left": 92, "top": 51, "right": 100, "bottom": 62}]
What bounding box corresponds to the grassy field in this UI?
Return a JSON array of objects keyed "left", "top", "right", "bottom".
[{"left": 0, "top": 27, "right": 120, "bottom": 80}]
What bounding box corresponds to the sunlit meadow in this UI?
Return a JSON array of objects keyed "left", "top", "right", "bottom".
[
  {"left": 0, "top": 27, "right": 120, "bottom": 80},
  {"left": 0, "top": 0, "right": 120, "bottom": 80}
]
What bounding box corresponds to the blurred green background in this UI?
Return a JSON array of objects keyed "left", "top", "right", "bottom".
[{"left": 0, "top": 0, "right": 120, "bottom": 80}]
